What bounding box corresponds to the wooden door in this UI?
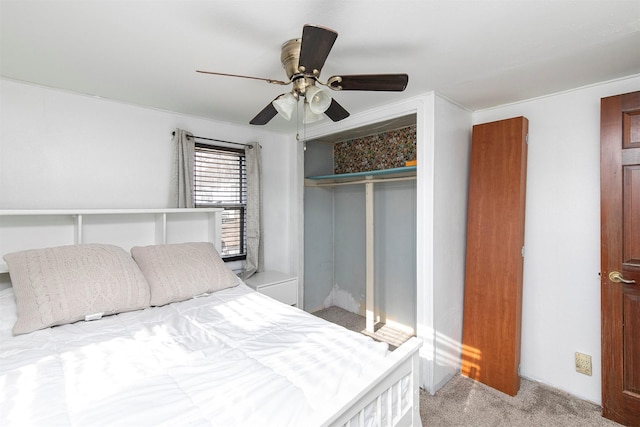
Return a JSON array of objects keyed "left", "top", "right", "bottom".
[
  {"left": 601, "top": 91, "right": 640, "bottom": 426},
  {"left": 461, "top": 116, "right": 528, "bottom": 396}
]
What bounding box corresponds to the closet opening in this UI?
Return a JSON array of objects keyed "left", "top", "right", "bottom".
[{"left": 303, "top": 114, "right": 417, "bottom": 349}]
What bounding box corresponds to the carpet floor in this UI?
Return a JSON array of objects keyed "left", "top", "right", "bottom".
[
  {"left": 419, "top": 373, "right": 621, "bottom": 426},
  {"left": 313, "top": 306, "right": 622, "bottom": 427}
]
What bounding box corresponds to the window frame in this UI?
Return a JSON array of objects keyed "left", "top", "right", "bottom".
[{"left": 193, "top": 142, "right": 247, "bottom": 262}]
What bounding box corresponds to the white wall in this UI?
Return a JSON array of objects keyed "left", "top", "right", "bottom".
[
  {"left": 303, "top": 141, "right": 334, "bottom": 311},
  {"left": 473, "top": 75, "right": 640, "bottom": 404},
  {"left": 431, "top": 95, "right": 472, "bottom": 391},
  {"left": 0, "top": 79, "right": 298, "bottom": 275}
]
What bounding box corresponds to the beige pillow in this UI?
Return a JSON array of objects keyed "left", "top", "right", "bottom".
[
  {"left": 131, "top": 242, "right": 239, "bottom": 306},
  {"left": 4, "top": 244, "right": 151, "bottom": 335}
]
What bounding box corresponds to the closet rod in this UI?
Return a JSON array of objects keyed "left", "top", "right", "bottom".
[{"left": 171, "top": 132, "right": 250, "bottom": 148}]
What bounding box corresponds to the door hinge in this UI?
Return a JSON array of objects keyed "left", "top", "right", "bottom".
[
  {"left": 526, "top": 134, "right": 529, "bottom": 144},
  {"left": 521, "top": 246, "right": 525, "bottom": 257}
]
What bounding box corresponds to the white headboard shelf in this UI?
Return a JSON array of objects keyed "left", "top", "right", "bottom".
[{"left": 0, "top": 208, "right": 224, "bottom": 274}]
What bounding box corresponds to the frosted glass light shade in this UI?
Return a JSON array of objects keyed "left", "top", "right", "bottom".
[
  {"left": 303, "top": 103, "right": 324, "bottom": 123},
  {"left": 272, "top": 93, "right": 297, "bottom": 121},
  {"left": 305, "top": 86, "right": 332, "bottom": 114}
]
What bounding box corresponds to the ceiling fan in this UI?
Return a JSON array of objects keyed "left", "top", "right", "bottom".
[{"left": 196, "top": 24, "right": 409, "bottom": 125}]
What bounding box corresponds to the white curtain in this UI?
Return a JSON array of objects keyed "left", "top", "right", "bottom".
[
  {"left": 241, "top": 142, "right": 263, "bottom": 280},
  {"left": 171, "top": 128, "right": 194, "bottom": 208}
]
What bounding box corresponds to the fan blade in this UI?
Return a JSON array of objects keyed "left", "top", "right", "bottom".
[
  {"left": 250, "top": 100, "right": 279, "bottom": 125},
  {"left": 196, "top": 70, "right": 289, "bottom": 86},
  {"left": 298, "top": 25, "right": 338, "bottom": 75},
  {"left": 324, "top": 99, "right": 350, "bottom": 122},
  {"left": 328, "top": 74, "right": 408, "bottom": 91}
]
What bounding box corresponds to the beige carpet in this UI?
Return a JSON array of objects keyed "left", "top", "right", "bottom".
[
  {"left": 313, "top": 306, "right": 622, "bottom": 427},
  {"left": 420, "top": 373, "right": 621, "bottom": 426}
]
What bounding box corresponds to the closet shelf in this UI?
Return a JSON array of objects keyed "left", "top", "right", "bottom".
[{"left": 305, "top": 166, "right": 416, "bottom": 187}]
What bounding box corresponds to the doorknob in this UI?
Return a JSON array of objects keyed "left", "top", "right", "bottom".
[{"left": 608, "top": 271, "right": 636, "bottom": 284}]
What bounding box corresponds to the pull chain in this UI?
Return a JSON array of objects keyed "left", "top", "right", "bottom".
[
  {"left": 295, "top": 99, "right": 307, "bottom": 151},
  {"left": 295, "top": 100, "right": 300, "bottom": 142}
]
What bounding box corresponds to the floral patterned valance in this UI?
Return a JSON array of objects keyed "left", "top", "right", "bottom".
[{"left": 333, "top": 125, "right": 416, "bottom": 175}]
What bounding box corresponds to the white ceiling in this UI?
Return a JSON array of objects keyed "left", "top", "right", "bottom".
[{"left": 2, "top": 0, "right": 639, "bottom": 134}]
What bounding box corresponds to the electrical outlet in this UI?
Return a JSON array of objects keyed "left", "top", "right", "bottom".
[{"left": 575, "top": 352, "right": 592, "bottom": 376}]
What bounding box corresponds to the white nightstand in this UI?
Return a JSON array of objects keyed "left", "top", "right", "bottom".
[{"left": 244, "top": 271, "right": 298, "bottom": 306}]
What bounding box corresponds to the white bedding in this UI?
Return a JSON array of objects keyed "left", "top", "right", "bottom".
[{"left": 0, "top": 283, "right": 391, "bottom": 426}]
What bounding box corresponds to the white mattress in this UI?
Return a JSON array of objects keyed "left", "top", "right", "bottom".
[{"left": 0, "top": 283, "right": 390, "bottom": 426}]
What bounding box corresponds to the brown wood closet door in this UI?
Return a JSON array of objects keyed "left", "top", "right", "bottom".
[
  {"left": 601, "top": 91, "right": 640, "bottom": 426},
  {"left": 461, "top": 116, "right": 528, "bottom": 396}
]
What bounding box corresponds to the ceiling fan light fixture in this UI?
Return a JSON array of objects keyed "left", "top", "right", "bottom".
[
  {"left": 305, "top": 85, "right": 332, "bottom": 114},
  {"left": 303, "top": 102, "right": 324, "bottom": 124},
  {"left": 272, "top": 93, "right": 297, "bottom": 120},
  {"left": 200, "top": 25, "right": 408, "bottom": 126}
]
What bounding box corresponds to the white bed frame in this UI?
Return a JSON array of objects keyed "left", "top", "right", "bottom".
[{"left": 0, "top": 208, "right": 422, "bottom": 427}]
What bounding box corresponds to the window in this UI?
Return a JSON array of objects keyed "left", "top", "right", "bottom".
[{"left": 193, "top": 143, "right": 246, "bottom": 260}]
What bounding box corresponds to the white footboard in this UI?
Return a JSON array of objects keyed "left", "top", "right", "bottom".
[{"left": 318, "top": 337, "right": 423, "bottom": 427}]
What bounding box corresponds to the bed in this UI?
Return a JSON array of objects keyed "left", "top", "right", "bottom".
[{"left": 0, "top": 209, "right": 422, "bottom": 427}]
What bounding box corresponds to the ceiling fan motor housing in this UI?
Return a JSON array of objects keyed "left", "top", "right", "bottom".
[
  {"left": 281, "top": 38, "right": 320, "bottom": 98},
  {"left": 281, "top": 38, "right": 303, "bottom": 80}
]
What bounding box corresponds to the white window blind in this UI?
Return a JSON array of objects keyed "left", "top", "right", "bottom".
[{"left": 194, "top": 143, "right": 246, "bottom": 260}]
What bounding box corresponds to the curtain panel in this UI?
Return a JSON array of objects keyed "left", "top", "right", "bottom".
[
  {"left": 171, "top": 128, "right": 195, "bottom": 208},
  {"left": 241, "top": 142, "right": 263, "bottom": 280}
]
